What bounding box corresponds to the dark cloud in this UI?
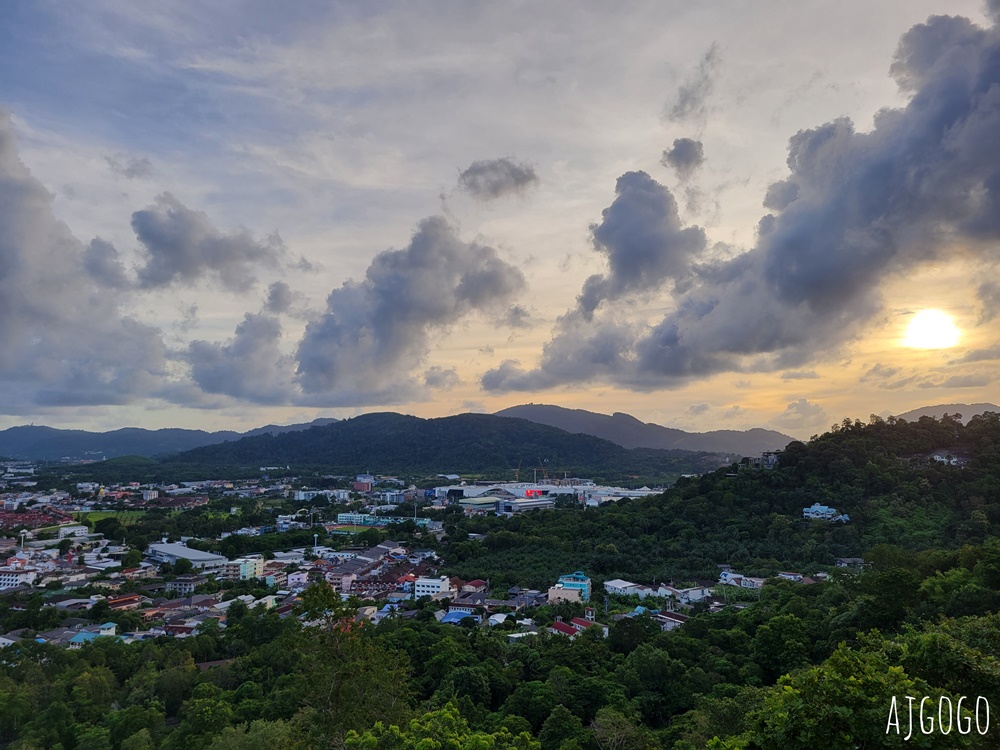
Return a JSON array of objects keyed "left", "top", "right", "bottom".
[
  {"left": 661, "top": 138, "right": 705, "bottom": 180},
  {"left": 781, "top": 370, "right": 820, "bottom": 380},
  {"left": 133, "top": 193, "right": 284, "bottom": 291},
  {"left": 0, "top": 111, "right": 166, "bottom": 409},
  {"left": 763, "top": 179, "right": 799, "bottom": 211},
  {"left": 265, "top": 280, "right": 294, "bottom": 314},
  {"left": 977, "top": 281, "right": 1000, "bottom": 323},
  {"left": 665, "top": 43, "right": 720, "bottom": 123},
  {"left": 503, "top": 304, "right": 532, "bottom": 328},
  {"left": 484, "top": 11, "right": 1000, "bottom": 395},
  {"left": 83, "top": 238, "right": 132, "bottom": 290},
  {"left": 105, "top": 153, "right": 153, "bottom": 180},
  {"left": 918, "top": 373, "right": 995, "bottom": 388},
  {"left": 187, "top": 313, "right": 294, "bottom": 404},
  {"left": 721, "top": 405, "right": 746, "bottom": 421},
  {"left": 685, "top": 402, "right": 710, "bottom": 416},
  {"left": 424, "top": 366, "right": 460, "bottom": 390},
  {"left": 457, "top": 157, "right": 539, "bottom": 200},
  {"left": 296, "top": 216, "right": 524, "bottom": 402},
  {"left": 861, "top": 363, "right": 901, "bottom": 381},
  {"left": 951, "top": 343, "right": 1000, "bottom": 363},
  {"left": 577, "top": 171, "right": 707, "bottom": 318}
]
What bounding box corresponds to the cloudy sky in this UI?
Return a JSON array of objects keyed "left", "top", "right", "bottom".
[{"left": 1, "top": 0, "right": 998, "bottom": 438}]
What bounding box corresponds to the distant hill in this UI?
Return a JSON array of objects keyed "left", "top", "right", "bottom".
[
  {"left": 494, "top": 404, "right": 793, "bottom": 455},
  {"left": 170, "top": 412, "right": 730, "bottom": 480},
  {"left": 0, "top": 418, "right": 338, "bottom": 461},
  {"left": 893, "top": 403, "right": 999, "bottom": 424}
]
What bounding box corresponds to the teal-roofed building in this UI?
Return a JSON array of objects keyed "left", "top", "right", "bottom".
[{"left": 556, "top": 571, "right": 592, "bottom": 602}]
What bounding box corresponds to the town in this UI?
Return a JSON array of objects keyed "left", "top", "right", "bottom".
[{"left": 0, "top": 462, "right": 859, "bottom": 650}]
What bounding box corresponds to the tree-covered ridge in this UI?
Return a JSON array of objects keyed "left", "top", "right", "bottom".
[
  {"left": 439, "top": 412, "right": 1000, "bottom": 588},
  {"left": 167, "top": 412, "right": 729, "bottom": 482}
]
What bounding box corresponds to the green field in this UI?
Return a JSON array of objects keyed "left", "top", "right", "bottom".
[
  {"left": 329, "top": 524, "right": 370, "bottom": 533},
  {"left": 74, "top": 511, "right": 147, "bottom": 527}
]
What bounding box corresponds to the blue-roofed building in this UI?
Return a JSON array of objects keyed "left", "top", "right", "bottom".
[
  {"left": 441, "top": 611, "right": 480, "bottom": 626},
  {"left": 803, "top": 503, "right": 837, "bottom": 520},
  {"left": 555, "top": 571, "right": 591, "bottom": 601}
]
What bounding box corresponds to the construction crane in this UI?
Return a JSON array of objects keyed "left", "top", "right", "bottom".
[
  {"left": 535, "top": 457, "right": 549, "bottom": 483},
  {"left": 513, "top": 456, "right": 523, "bottom": 482}
]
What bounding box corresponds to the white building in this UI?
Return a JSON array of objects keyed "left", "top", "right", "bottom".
[
  {"left": 57, "top": 525, "right": 90, "bottom": 539},
  {"left": 0, "top": 566, "right": 37, "bottom": 589},
  {"left": 414, "top": 576, "right": 456, "bottom": 599},
  {"left": 145, "top": 542, "right": 227, "bottom": 573},
  {"left": 604, "top": 579, "right": 639, "bottom": 596}
]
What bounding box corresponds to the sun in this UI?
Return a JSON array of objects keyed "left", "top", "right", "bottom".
[{"left": 902, "top": 309, "right": 961, "bottom": 349}]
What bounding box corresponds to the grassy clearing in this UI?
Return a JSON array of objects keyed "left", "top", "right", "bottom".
[{"left": 74, "top": 510, "right": 146, "bottom": 527}]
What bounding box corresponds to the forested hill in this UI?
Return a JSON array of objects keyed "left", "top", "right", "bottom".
[
  {"left": 169, "top": 412, "right": 730, "bottom": 480},
  {"left": 443, "top": 411, "right": 1000, "bottom": 588},
  {"left": 0, "top": 418, "right": 338, "bottom": 460},
  {"left": 495, "top": 403, "right": 794, "bottom": 454}
]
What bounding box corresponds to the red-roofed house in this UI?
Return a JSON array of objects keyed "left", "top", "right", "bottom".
[
  {"left": 548, "top": 621, "right": 577, "bottom": 637},
  {"left": 570, "top": 617, "right": 609, "bottom": 637}
]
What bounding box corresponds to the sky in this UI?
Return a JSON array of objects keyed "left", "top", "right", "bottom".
[{"left": 1, "top": 0, "right": 999, "bottom": 438}]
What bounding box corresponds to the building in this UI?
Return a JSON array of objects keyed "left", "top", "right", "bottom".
[
  {"left": 0, "top": 565, "right": 37, "bottom": 589},
  {"left": 166, "top": 575, "right": 208, "bottom": 595},
  {"left": 223, "top": 557, "right": 266, "bottom": 581},
  {"left": 604, "top": 579, "right": 638, "bottom": 596},
  {"left": 495, "top": 497, "right": 556, "bottom": 515},
  {"left": 57, "top": 525, "right": 90, "bottom": 539},
  {"left": 555, "top": 571, "right": 591, "bottom": 601},
  {"left": 415, "top": 576, "right": 457, "bottom": 599},
  {"left": 145, "top": 543, "right": 227, "bottom": 574}
]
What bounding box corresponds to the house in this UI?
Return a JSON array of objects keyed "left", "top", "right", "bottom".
[
  {"left": 287, "top": 571, "right": 310, "bottom": 589},
  {"left": 802, "top": 504, "right": 850, "bottom": 522},
  {"left": 462, "top": 579, "right": 488, "bottom": 593},
  {"left": 652, "top": 611, "right": 688, "bottom": 631},
  {"left": 777, "top": 572, "right": 803, "bottom": 582},
  {"left": 166, "top": 575, "right": 208, "bottom": 596},
  {"left": 548, "top": 620, "right": 578, "bottom": 637},
  {"left": 835, "top": 558, "right": 867, "bottom": 569},
  {"left": 550, "top": 571, "right": 591, "bottom": 602},
  {"left": 604, "top": 579, "right": 639, "bottom": 596},
  {"left": 547, "top": 584, "right": 582, "bottom": 604},
  {"left": 107, "top": 593, "right": 142, "bottom": 610},
  {"left": 570, "top": 617, "right": 608, "bottom": 637}
]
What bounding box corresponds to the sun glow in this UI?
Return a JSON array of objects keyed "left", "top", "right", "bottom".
[{"left": 902, "top": 309, "right": 961, "bottom": 349}]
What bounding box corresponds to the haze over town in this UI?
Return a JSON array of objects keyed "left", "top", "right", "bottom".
[{"left": 2, "top": 0, "right": 999, "bottom": 438}]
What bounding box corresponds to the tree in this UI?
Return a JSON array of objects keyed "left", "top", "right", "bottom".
[
  {"left": 122, "top": 548, "right": 143, "bottom": 568},
  {"left": 712, "top": 645, "right": 974, "bottom": 750},
  {"left": 207, "top": 720, "right": 297, "bottom": 750},
  {"left": 345, "top": 702, "right": 540, "bottom": 749},
  {"left": 539, "top": 705, "right": 586, "bottom": 750},
  {"left": 591, "top": 707, "right": 657, "bottom": 750},
  {"left": 173, "top": 557, "right": 194, "bottom": 576}
]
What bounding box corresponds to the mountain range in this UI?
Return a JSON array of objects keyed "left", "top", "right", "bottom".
[
  {"left": 0, "top": 418, "right": 338, "bottom": 461},
  {"left": 3, "top": 402, "right": 991, "bottom": 464},
  {"left": 168, "top": 412, "right": 730, "bottom": 480},
  {"left": 891, "top": 402, "right": 999, "bottom": 424},
  {"left": 495, "top": 404, "right": 794, "bottom": 455}
]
